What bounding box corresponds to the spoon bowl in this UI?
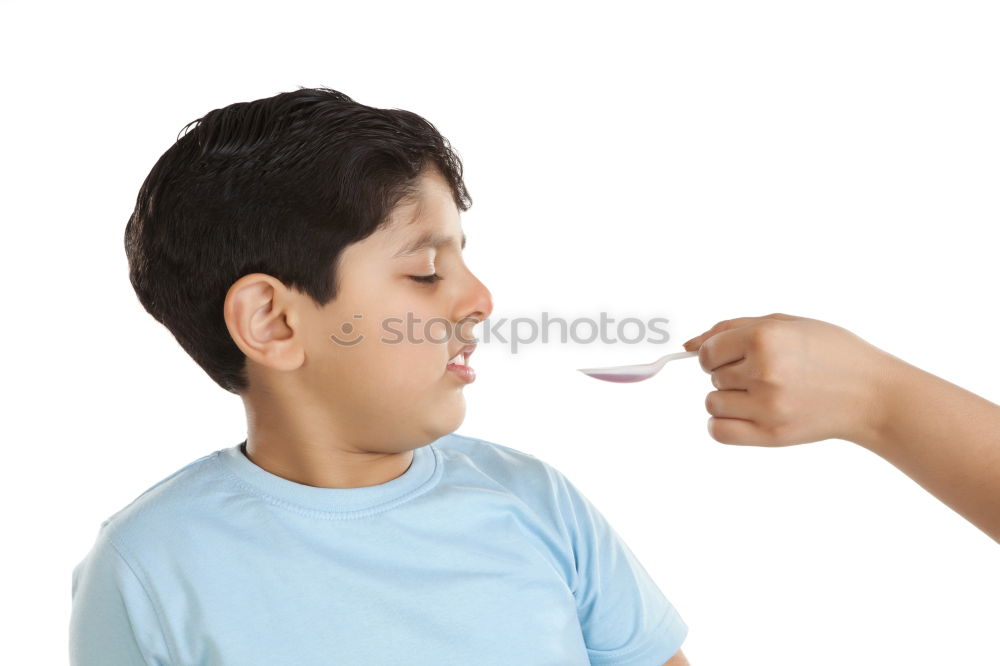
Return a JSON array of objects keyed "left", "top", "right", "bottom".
[{"left": 577, "top": 350, "right": 699, "bottom": 383}]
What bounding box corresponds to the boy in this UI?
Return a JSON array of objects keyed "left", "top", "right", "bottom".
[{"left": 70, "top": 87, "right": 689, "bottom": 665}]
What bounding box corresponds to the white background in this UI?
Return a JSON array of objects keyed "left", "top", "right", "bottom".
[{"left": 2, "top": 1, "right": 998, "bottom": 664}]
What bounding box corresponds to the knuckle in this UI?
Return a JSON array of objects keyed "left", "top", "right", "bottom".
[
  {"left": 771, "top": 397, "right": 793, "bottom": 423},
  {"left": 747, "top": 325, "right": 769, "bottom": 351},
  {"left": 756, "top": 320, "right": 783, "bottom": 344},
  {"left": 765, "top": 421, "right": 795, "bottom": 445},
  {"left": 751, "top": 350, "right": 788, "bottom": 386},
  {"left": 751, "top": 360, "right": 779, "bottom": 385},
  {"left": 761, "top": 388, "right": 795, "bottom": 424}
]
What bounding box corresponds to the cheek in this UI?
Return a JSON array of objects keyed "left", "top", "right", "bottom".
[
  {"left": 352, "top": 319, "right": 448, "bottom": 378},
  {"left": 390, "top": 338, "right": 449, "bottom": 376},
  {"left": 319, "top": 297, "right": 450, "bottom": 379},
  {"left": 366, "top": 307, "right": 452, "bottom": 356}
]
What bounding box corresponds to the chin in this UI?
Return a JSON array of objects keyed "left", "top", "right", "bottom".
[{"left": 427, "top": 399, "right": 466, "bottom": 441}]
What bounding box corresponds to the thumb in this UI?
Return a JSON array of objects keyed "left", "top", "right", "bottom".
[
  {"left": 681, "top": 336, "right": 704, "bottom": 351},
  {"left": 681, "top": 322, "right": 732, "bottom": 351}
]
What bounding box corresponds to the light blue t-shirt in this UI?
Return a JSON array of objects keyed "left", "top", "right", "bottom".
[{"left": 70, "top": 433, "right": 687, "bottom": 665}]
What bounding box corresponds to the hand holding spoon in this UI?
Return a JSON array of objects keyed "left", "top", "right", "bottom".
[{"left": 577, "top": 350, "right": 699, "bottom": 383}]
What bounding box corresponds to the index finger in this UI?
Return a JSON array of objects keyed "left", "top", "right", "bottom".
[
  {"left": 683, "top": 315, "right": 787, "bottom": 372},
  {"left": 698, "top": 325, "right": 755, "bottom": 372}
]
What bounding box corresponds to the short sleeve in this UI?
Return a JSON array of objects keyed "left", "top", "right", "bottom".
[
  {"left": 551, "top": 468, "right": 688, "bottom": 665},
  {"left": 70, "top": 532, "right": 173, "bottom": 666}
]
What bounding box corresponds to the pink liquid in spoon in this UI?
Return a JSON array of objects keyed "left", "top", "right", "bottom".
[{"left": 580, "top": 372, "right": 649, "bottom": 383}]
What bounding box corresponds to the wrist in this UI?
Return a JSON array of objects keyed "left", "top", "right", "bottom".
[{"left": 847, "top": 349, "right": 913, "bottom": 457}]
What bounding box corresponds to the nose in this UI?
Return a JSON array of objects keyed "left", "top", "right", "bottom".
[{"left": 456, "top": 270, "right": 493, "bottom": 342}]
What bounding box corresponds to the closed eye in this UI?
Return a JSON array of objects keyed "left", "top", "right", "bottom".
[{"left": 409, "top": 273, "right": 443, "bottom": 285}]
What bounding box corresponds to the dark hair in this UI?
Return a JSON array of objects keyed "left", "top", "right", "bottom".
[{"left": 124, "top": 86, "right": 472, "bottom": 395}]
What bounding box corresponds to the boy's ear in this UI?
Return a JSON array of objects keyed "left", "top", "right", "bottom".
[{"left": 224, "top": 273, "right": 305, "bottom": 372}]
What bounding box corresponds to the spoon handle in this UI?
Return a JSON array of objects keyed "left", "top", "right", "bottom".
[{"left": 661, "top": 350, "right": 699, "bottom": 363}]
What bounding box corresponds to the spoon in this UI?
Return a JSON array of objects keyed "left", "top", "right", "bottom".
[{"left": 577, "top": 350, "right": 700, "bottom": 383}]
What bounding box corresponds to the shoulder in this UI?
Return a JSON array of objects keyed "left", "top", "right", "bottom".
[
  {"left": 434, "top": 431, "right": 547, "bottom": 473},
  {"left": 432, "top": 432, "right": 573, "bottom": 506},
  {"left": 95, "top": 449, "right": 228, "bottom": 551}
]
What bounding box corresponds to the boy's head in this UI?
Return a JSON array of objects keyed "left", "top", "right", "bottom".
[{"left": 124, "top": 87, "right": 492, "bottom": 450}]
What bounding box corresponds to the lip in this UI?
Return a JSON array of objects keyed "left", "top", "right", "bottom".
[
  {"left": 445, "top": 344, "right": 477, "bottom": 384},
  {"left": 446, "top": 344, "right": 477, "bottom": 366}
]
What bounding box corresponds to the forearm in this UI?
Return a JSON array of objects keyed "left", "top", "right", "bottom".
[{"left": 856, "top": 354, "right": 1000, "bottom": 542}]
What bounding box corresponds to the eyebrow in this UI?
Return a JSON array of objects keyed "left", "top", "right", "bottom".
[{"left": 393, "top": 231, "right": 467, "bottom": 258}]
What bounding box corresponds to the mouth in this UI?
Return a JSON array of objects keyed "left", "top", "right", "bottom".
[
  {"left": 446, "top": 344, "right": 477, "bottom": 384},
  {"left": 446, "top": 344, "right": 475, "bottom": 366}
]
